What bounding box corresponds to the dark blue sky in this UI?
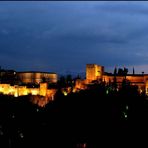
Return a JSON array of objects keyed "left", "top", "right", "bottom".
[{"left": 1, "top": 1, "right": 148, "bottom": 74}]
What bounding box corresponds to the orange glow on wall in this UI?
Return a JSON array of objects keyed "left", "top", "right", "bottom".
[
  {"left": 40, "top": 83, "right": 47, "bottom": 96},
  {"left": 30, "top": 89, "right": 39, "bottom": 95},
  {"left": 86, "top": 64, "right": 104, "bottom": 82},
  {"left": 0, "top": 83, "right": 49, "bottom": 98},
  {"left": 30, "top": 89, "right": 57, "bottom": 107},
  {"left": 0, "top": 82, "right": 57, "bottom": 106}
]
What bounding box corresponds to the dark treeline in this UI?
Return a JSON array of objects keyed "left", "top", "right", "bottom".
[{"left": 0, "top": 81, "right": 148, "bottom": 147}]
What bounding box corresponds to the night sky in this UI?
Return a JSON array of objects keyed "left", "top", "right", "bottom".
[{"left": 1, "top": 1, "right": 148, "bottom": 75}]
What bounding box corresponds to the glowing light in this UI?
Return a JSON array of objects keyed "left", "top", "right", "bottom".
[
  {"left": 123, "top": 112, "right": 128, "bottom": 119},
  {"left": 40, "top": 83, "right": 47, "bottom": 96},
  {"left": 12, "top": 114, "right": 15, "bottom": 119},
  {"left": 14, "top": 93, "right": 18, "bottom": 97},
  {"left": 31, "top": 90, "right": 38, "bottom": 95},
  {"left": 0, "top": 87, "right": 3, "bottom": 92},
  {"left": 18, "top": 131, "right": 24, "bottom": 139},
  {"left": 63, "top": 91, "right": 67, "bottom": 96},
  {"left": 126, "top": 105, "right": 128, "bottom": 110},
  {"left": 51, "top": 95, "right": 54, "bottom": 101},
  {"left": 106, "top": 90, "right": 109, "bottom": 94},
  {"left": 72, "top": 89, "right": 76, "bottom": 93}
]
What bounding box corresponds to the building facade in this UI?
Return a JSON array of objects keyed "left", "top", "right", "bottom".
[
  {"left": 85, "top": 64, "right": 148, "bottom": 94},
  {"left": 17, "top": 71, "right": 58, "bottom": 84},
  {"left": 86, "top": 64, "right": 104, "bottom": 82}
]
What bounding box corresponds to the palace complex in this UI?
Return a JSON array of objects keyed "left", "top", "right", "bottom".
[
  {"left": 0, "top": 64, "right": 148, "bottom": 101},
  {"left": 85, "top": 64, "right": 148, "bottom": 94}
]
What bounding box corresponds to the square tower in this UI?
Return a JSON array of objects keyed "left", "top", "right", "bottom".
[
  {"left": 40, "top": 83, "right": 47, "bottom": 96},
  {"left": 86, "top": 64, "right": 104, "bottom": 82}
]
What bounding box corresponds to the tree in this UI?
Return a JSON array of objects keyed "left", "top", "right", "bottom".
[
  {"left": 114, "top": 66, "right": 117, "bottom": 76},
  {"left": 113, "top": 66, "right": 117, "bottom": 90},
  {"left": 133, "top": 67, "right": 135, "bottom": 75},
  {"left": 58, "top": 76, "right": 66, "bottom": 87},
  {"left": 66, "top": 74, "right": 72, "bottom": 83},
  {"left": 118, "top": 68, "right": 124, "bottom": 75},
  {"left": 117, "top": 67, "right": 128, "bottom": 78},
  {"left": 42, "top": 77, "right": 46, "bottom": 83},
  {"left": 123, "top": 67, "right": 128, "bottom": 79},
  {"left": 66, "top": 74, "right": 73, "bottom": 87}
]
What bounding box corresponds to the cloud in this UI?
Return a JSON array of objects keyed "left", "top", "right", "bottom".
[
  {"left": 92, "top": 2, "right": 148, "bottom": 15},
  {"left": 1, "top": 2, "right": 148, "bottom": 74},
  {"left": 1, "top": 29, "right": 9, "bottom": 35}
]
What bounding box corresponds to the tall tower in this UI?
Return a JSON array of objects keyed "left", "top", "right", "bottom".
[
  {"left": 40, "top": 83, "right": 47, "bottom": 96},
  {"left": 86, "top": 64, "right": 104, "bottom": 82}
]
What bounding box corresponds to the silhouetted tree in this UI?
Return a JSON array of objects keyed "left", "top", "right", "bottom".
[
  {"left": 66, "top": 74, "right": 73, "bottom": 86},
  {"left": 113, "top": 66, "right": 117, "bottom": 90},
  {"left": 114, "top": 66, "right": 117, "bottom": 75},
  {"left": 58, "top": 76, "right": 66, "bottom": 87},
  {"left": 41, "top": 77, "right": 46, "bottom": 83},
  {"left": 133, "top": 67, "right": 135, "bottom": 75},
  {"left": 76, "top": 74, "right": 81, "bottom": 79},
  {"left": 117, "top": 67, "right": 128, "bottom": 78},
  {"left": 118, "top": 68, "right": 124, "bottom": 75},
  {"left": 123, "top": 67, "right": 128, "bottom": 79}
]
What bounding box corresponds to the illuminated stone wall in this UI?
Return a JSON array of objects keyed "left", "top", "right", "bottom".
[
  {"left": 29, "top": 88, "right": 39, "bottom": 95},
  {"left": 85, "top": 64, "right": 148, "bottom": 93},
  {"left": 18, "top": 73, "right": 34, "bottom": 83},
  {"left": 126, "top": 76, "right": 144, "bottom": 83},
  {"left": 30, "top": 88, "right": 57, "bottom": 107},
  {"left": 103, "top": 75, "right": 145, "bottom": 83},
  {"left": 40, "top": 83, "right": 47, "bottom": 96},
  {"left": 145, "top": 80, "right": 148, "bottom": 94},
  {"left": 30, "top": 89, "right": 57, "bottom": 107},
  {"left": 74, "top": 79, "right": 87, "bottom": 91},
  {"left": 0, "top": 83, "right": 55, "bottom": 99},
  {"left": 18, "top": 86, "right": 28, "bottom": 96},
  {"left": 17, "top": 72, "right": 58, "bottom": 84},
  {"left": 103, "top": 74, "right": 146, "bottom": 92},
  {"left": 46, "top": 89, "right": 57, "bottom": 101},
  {"left": 0, "top": 84, "right": 18, "bottom": 96},
  {"left": 86, "top": 64, "right": 104, "bottom": 82},
  {"left": 144, "top": 76, "right": 148, "bottom": 94}
]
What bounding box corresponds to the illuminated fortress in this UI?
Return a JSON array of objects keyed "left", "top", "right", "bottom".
[
  {"left": 17, "top": 71, "right": 58, "bottom": 84},
  {"left": 86, "top": 64, "right": 104, "bottom": 82},
  {"left": 1, "top": 64, "right": 148, "bottom": 101},
  {"left": 86, "top": 64, "right": 148, "bottom": 94},
  {"left": 0, "top": 83, "right": 56, "bottom": 97},
  {"left": 0, "top": 70, "right": 58, "bottom": 106},
  {"left": 0, "top": 82, "right": 57, "bottom": 107}
]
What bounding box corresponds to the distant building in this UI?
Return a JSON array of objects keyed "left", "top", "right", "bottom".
[
  {"left": 86, "top": 64, "right": 104, "bottom": 82},
  {"left": 17, "top": 71, "right": 58, "bottom": 84},
  {"left": 85, "top": 64, "right": 148, "bottom": 94},
  {"left": 103, "top": 74, "right": 146, "bottom": 92},
  {"left": 0, "top": 82, "right": 57, "bottom": 106}
]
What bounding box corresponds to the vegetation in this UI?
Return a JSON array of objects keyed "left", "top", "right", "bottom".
[{"left": 0, "top": 79, "right": 148, "bottom": 147}]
